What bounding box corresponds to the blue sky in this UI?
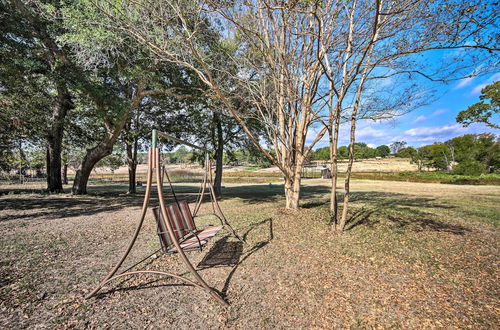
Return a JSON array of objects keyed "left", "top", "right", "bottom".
[{"left": 310, "top": 71, "right": 500, "bottom": 149}]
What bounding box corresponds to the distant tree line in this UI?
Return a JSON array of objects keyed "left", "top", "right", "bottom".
[
  {"left": 312, "top": 144, "right": 390, "bottom": 161},
  {"left": 395, "top": 134, "right": 499, "bottom": 175}
]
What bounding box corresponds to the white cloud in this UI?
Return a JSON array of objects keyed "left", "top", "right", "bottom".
[
  {"left": 431, "top": 109, "right": 447, "bottom": 116},
  {"left": 470, "top": 72, "right": 500, "bottom": 96},
  {"left": 412, "top": 109, "right": 447, "bottom": 123},
  {"left": 310, "top": 120, "right": 497, "bottom": 150},
  {"left": 454, "top": 76, "right": 475, "bottom": 90},
  {"left": 414, "top": 115, "right": 427, "bottom": 123},
  {"left": 404, "top": 124, "right": 463, "bottom": 138},
  {"left": 356, "top": 126, "right": 388, "bottom": 139},
  {"left": 471, "top": 83, "right": 488, "bottom": 96},
  {"left": 367, "top": 143, "right": 377, "bottom": 148}
]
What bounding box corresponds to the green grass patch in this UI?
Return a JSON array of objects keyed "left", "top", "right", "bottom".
[{"left": 223, "top": 170, "right": 500, "bottom": 185}]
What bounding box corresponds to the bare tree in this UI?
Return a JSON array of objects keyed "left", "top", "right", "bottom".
[
  {"left": 88, "top": 0, "right": 497, "bottom": 211},
  {"left": 89, "top": 0, "right": 339, "bottom": 209},
  {"left": 320, "top": 0, "right": 498, "bottom": 230}
]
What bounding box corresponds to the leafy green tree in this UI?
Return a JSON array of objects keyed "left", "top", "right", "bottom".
[
  {"left": 376, "top": 145, "right": 390, "bottom": 158},
  {"left": 457, "top": 81, "right": 499, "bottom": 129},
  {"left": 121, "top": 94, "right": 191, "bottom": 194},
  {"left": 95, "top": 154, "right": 124, "bottom": 173},
  {"left": 312, "top": 147, "right": 329, "bottom": 161},
  {"left": 417, "top": 143, "right": 451, "bottom": 171},
  {"left": 397, "top": 147, "right": 417, "bottom": 158},
  {"left": 165, "top": 147, "right": 192, "bottom": 164},
  {"left": 1, "top": 1, "right": 76, "bottom": 192},
  {"left": 448, "top": 133, "right": 498, "bottom": 173},
  {"left": 0, "top": 110, "right": 16, "bottom": 171},
  {"left": 187, "top": 103, "right": 263, "bottom": 195},
  {"left": 354, "top": 143, "right": 377, "bottom": 159},
  {"left": 452, "top": 160, "right": 486, "bottom": 176},
  {"left": 58, "top": 1, "right": 196, "bottom": 195},
  {"left": 338, "top": 146, "right": 349, "bottom": 159}
]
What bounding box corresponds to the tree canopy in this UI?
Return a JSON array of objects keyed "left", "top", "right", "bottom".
[{"left": 457, "top": 81, "right": 499, "bottom": 129}]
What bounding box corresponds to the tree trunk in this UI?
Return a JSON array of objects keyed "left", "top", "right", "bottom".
[
  {"left": 126, "top": 139, "right": 138, "bottom": 194},
  {"left": 46, "top": 86, "right": 73, "bottom": 193},
  {"left": 72, "top": 84, "right": 144, "bottom": 195},
  {"left": 329, "top": 101, "right": 342, "bottom": 224},
  {"left": 213, "top": 112, "right": 224, "bottom": 197},
  {"left": 283, "top": 154, "right": 304, "bottom": 210},
  {"left": 62, "top": 163, "right": 68, "bottom": 184},
  {"left": 72, "top": 143, "right": 113, "bottom": 195},
  {"left": 337, "top": 118, "right": 356, "bottom": 231},
  {"left": 329, "top": 123, "right": 340, "bottom": 220},
  {"left": 284, "top": 174, "right": 301, "bottom": 209}
]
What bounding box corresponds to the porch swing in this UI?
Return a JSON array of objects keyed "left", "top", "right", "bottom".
[{"left": 86, "top": 130, "right": 242, "bottom": 306}]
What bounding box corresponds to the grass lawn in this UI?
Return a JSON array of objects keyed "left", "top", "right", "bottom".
[{"left": 0, "top": 179, "right": 498, "bottom": 328}]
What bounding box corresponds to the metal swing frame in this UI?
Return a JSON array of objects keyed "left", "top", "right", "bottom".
[{"left": 86, "top": 130, "right": 241, "bottom": 306}]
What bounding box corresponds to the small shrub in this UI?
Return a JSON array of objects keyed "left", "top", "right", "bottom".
[{"left": 452, "top": 160, "right": 486, "bottom": 176}]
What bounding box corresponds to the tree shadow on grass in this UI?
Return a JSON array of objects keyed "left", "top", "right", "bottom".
[
  {"left": 0, "top": 182, "right": 328, "bottom": 222},
  {"left": 386, "top": 214, "right": 471, "bottom": 235},
  {"left": 301, "top": 200, "right": 327, "bottom": 209},
  {"left": 220, "top": 184, "right": 330, "bottom": 204},
  {"left": 348, "top": 191, "right": 456, "bottom": 210},
  {"left": 0, "top": 193, "right": 151, "bottom": 222},
  {"left": 342, "top": 192, "right": 469, "bottom": 235},
  {"left": 295, "top": 190, "right": 467, "bottom": 235},
  {"left": 0, "top": 184, "right": 205, "bottom": 222}
]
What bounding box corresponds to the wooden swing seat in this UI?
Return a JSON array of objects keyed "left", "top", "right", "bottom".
[{"left": 152, "top": 201, "right": 222, "bottom": 254}]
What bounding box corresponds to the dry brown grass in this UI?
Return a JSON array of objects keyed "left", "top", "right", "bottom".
[{"left": 0, "top": 180, "right": 498, "bottom": 328}]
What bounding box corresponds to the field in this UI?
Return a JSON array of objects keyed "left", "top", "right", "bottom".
[
  {"left": 6, "top": 158, "right": 493, "bottom": 191},
  {"left": 0, "top": 179, "right": 499, "bottom": 328}
]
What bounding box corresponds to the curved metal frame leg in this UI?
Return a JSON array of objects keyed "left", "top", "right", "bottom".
[
  {"left": 155, "top": 149, "right": 228, "bottom": 306},
  {"left": 86, "top": 149, "right": 154, "bottom": 299},
  {"left": 87, "top": 147, "right": 230, "bottom": 306},
  {"left": 96, "top": 271, "right": 206, "bottom": 291},
  {"left": 192, "top": 166, "right": 207, "bottom": 217},
  {"left": 206, "top": 159, "right": 244, "bottom": 242}
]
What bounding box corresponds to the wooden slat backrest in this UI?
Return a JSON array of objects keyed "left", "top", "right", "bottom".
[
  {"left": 166, "top": 203, "right": 184, "bottom": 240},
  {"left": 152, "top": 201, "right": 197, "bottom": 252},
  {"left": 152, "top": 207, "right": 172, "bottom": 251},
  {"left": 178, "top": 201, "right": 196, "bottom": 232}
]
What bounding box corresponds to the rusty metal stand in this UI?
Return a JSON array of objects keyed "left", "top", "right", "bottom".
[{"left": 85, "top": 143, "right": 230, "bottom": 306}]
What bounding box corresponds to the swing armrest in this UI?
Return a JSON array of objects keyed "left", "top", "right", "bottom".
[
  {"left": 195, "top": 223, "right": 215, "bottom": 229},
  {"left": 187, "top": 229, "right": 204, "bottom": 252}
]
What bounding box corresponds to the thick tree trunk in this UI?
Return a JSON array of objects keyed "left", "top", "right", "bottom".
[
  {"left": 126, "top": 139, "right": 138, "bottom": 194},
  {"left": 46, "top": 86, "right": 73, "bottom": 193},
  {"left": 213, "top": 113, "right": 224, "bottom": 197},
  {"left": 284, "top": 174, "right": 301, "bottom": 209},
  {"left": 283, "top": 154, "right": 304, "bottom": 210},
  {"left": 72, "top": 84, "right": 144, "bottom": 195},
  {"left": 72, "top": 143, "right": 113, "bottom": 195}
]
